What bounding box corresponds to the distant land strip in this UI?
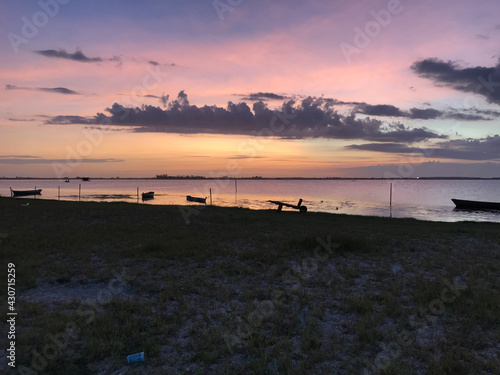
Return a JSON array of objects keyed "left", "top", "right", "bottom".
[{"left": 1, "top": 176, "right": 500, "bottom": 180}]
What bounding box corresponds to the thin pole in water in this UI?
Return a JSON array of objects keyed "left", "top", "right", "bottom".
[
  {"left": 235, "top": 179, "right": 237, "bottom": 205},
  {"left": 34, "top": 186, "right": 37, "bottom": 199},
  {"left": 390, "top": 183, "right": 393, "bottom": 209},
  {"left": 210, "top": 188, "right": 212, "bottom": 205},
  {"left": 137, "top": 187, "right": 139, "bottom": 203},
  {"left": 79, "top": 184, "right": 81, "bottom": 202},
  {"left": 58, "top": 186, "right": 60, "bottom": 200}
]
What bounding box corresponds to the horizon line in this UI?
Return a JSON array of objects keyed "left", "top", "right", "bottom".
[{"left": 1, "top": 176, "right": 500, "bottom": 180}]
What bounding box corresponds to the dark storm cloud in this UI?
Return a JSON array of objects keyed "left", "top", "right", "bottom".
[
  {"left": 347, "top": 143, "right": 417, "bottom": 153},
  {"left": 48, "top": 115, "right": 96, "bottom": 124},
  {"left": 411, "top": 58, "right": 500, "bottom": 104},
  {"left": 355, "top": 104, "right": 406, "bottom": 117},
  {"left": 8, "top": 118, "right": 36, "bottom": 122},
  {"left": 241, "top": 92, "right": 361, "bottom": 106},
  {"left": 45, "top": 91, "right": 445, "bottom": 143},
  {"left": 474, "top": 108, "right": 500, "bottom": 117},
  {"left": 33, "top": 48, "right": 123, "bottom": 66},
  {"left": 445, "top": 112, "right": 487, "bottom": 121},
  {"left": 141, "top": 94, "right": 171, "bottom": 109},
  {"left": 241, "top": 92, "right": 287, "bottom": 101},
  {"left": 347, "top": 135, "right": 500, "bottom": 161},
  {"left": 355, "top": 103, "right": 493, "bottom": 121},
  {"left": 408, "top": 108, "right": 442, "bottom": 119},
  {"left": 34, "top": 48, "right": 103, "bottom": 62},
  {"left": 160, "top": 93, "right": 169, "bottom": 108},
  {"left": 40, "top": 87, "right": 80, "bottom": 95},
  {"left": 6, "top": 84, "right": 80, "bottom": 95}
]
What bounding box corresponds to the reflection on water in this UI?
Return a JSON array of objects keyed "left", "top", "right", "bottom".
[
  {"left": 2, "top": 179, "right": 500, "bottom": 223},
  {"left": 87, "top": 194, "right": 134, "bottom": 199},
  {"left": 452, "top": 208, "right": 500, "bottom": 222}
]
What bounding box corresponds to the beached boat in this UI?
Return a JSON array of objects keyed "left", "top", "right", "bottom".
[
  {"left": 186, "top": 195, "right": 207, "bottom": 204},
  {"left": 452, "top": 199, "right": 500, "bottom": 210},
  {"left": 10, "top": 188, "right": 42, "bottom": 197},
  {"left": 142, "top": 191, "right": 154, "bottom": 200}
]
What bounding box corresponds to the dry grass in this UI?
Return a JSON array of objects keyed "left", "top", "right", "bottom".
[{"left": 1, "top": 196, "right": 499, "bottom": 374}]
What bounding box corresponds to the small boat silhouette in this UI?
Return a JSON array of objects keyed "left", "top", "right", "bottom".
[
  {"left": 142, "top": 191, "right": 155, "bottom": 200},
  {"left": 10, "top": 188, "right": 42, "bottom": 197},
  {"left": 452, "top": 198, "right": 500, "bottom": 210},
  {"left": 186, "top": 195, "right": 207, "bottom": 204}
]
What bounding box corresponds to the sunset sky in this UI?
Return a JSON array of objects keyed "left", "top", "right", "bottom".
[{"left": 1, "top": 0, "right": 500, "bottom": 178}]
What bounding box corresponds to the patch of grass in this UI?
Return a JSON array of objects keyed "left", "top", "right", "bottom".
[
  {"left": 458, "top": 288, "right": 500, "bottom": 325},
  {"left": 377, "top": 291, "right": 404, "bottom": 317},
  {"left": 43, "top": 357, "right": 93, "bottom": 375},
  {"left": 193, "top": 327, "right": 224, "bottom": 363},
  {"left": 345, "top": 293, "right": 375, "bottom": 314},
  {"left": 340, "top": 261, "right": 362, "bottom": 280},
  {"left": 411, "top": 278, "right": 443, "bottom": 306},
  {"left": 282, "top": 232, "right": 372, "bottom": 257},
  {"left": 80, "top": 298, "right": 156, "bottom": 360},
  {"left": 300, "top": 319, "right": 322, "bottom": 352},
  {"left": 2, "top": 197, "right": 500, "bottom": 374},
  {"left": 380, "top": 359, "right": 412, "bottom": 375},
  {"left": 355, "top": 312, "right": 382, "bottom": 345},
  {"left": 427, "top": 347, "right": 474, "bottom": 375}
]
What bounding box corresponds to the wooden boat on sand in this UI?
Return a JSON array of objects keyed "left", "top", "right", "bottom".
[
  {"left": 142, "top": 191, "right": 154, "bottom": 200},
  {"left": 10, "top": 188, "right": 42, "bottom": 197},
  {"left": 452, "top": 198, "right": 500, "bottom": 210},
  {"left": 186, "top": 195, "right": 207, "bottom": 204}
]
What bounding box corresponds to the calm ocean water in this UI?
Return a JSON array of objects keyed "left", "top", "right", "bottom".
[{"left": 2, "top": 179, "right": 500, "bottom": 223}]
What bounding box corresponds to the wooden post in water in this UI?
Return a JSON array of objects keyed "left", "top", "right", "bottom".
[
  {"left": 210, "top": 188, "right": 212, "bottom": 205},
  {"left": 34, "top": 186, "right": 37, "bottom": 199},
  {"left": 58, "top": 186, "right": 60, "bottom": 200},
  {"left": 390, "top": 183, "right": 393, "bottom": 216},
  {"left": 235, "top": 179, "right": 237, "bottom": 205},
  {"left": 137, "top": 187, "right": 139, "bottom": 203},
  {"left": 79, "top": 184, "right": 81, "bottom": 202}
]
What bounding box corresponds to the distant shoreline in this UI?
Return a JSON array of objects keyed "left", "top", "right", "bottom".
[{"left": 1, "top": 177, "right": 500, "bottom": 181}]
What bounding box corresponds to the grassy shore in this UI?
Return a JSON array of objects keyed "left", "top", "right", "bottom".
[{"left": 1, "top": 197, "right": 499, "bottom": 374}]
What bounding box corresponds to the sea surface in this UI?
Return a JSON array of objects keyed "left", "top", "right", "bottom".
[{"left": 2, "top": 179, "right": 500, "bottom": 223}]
